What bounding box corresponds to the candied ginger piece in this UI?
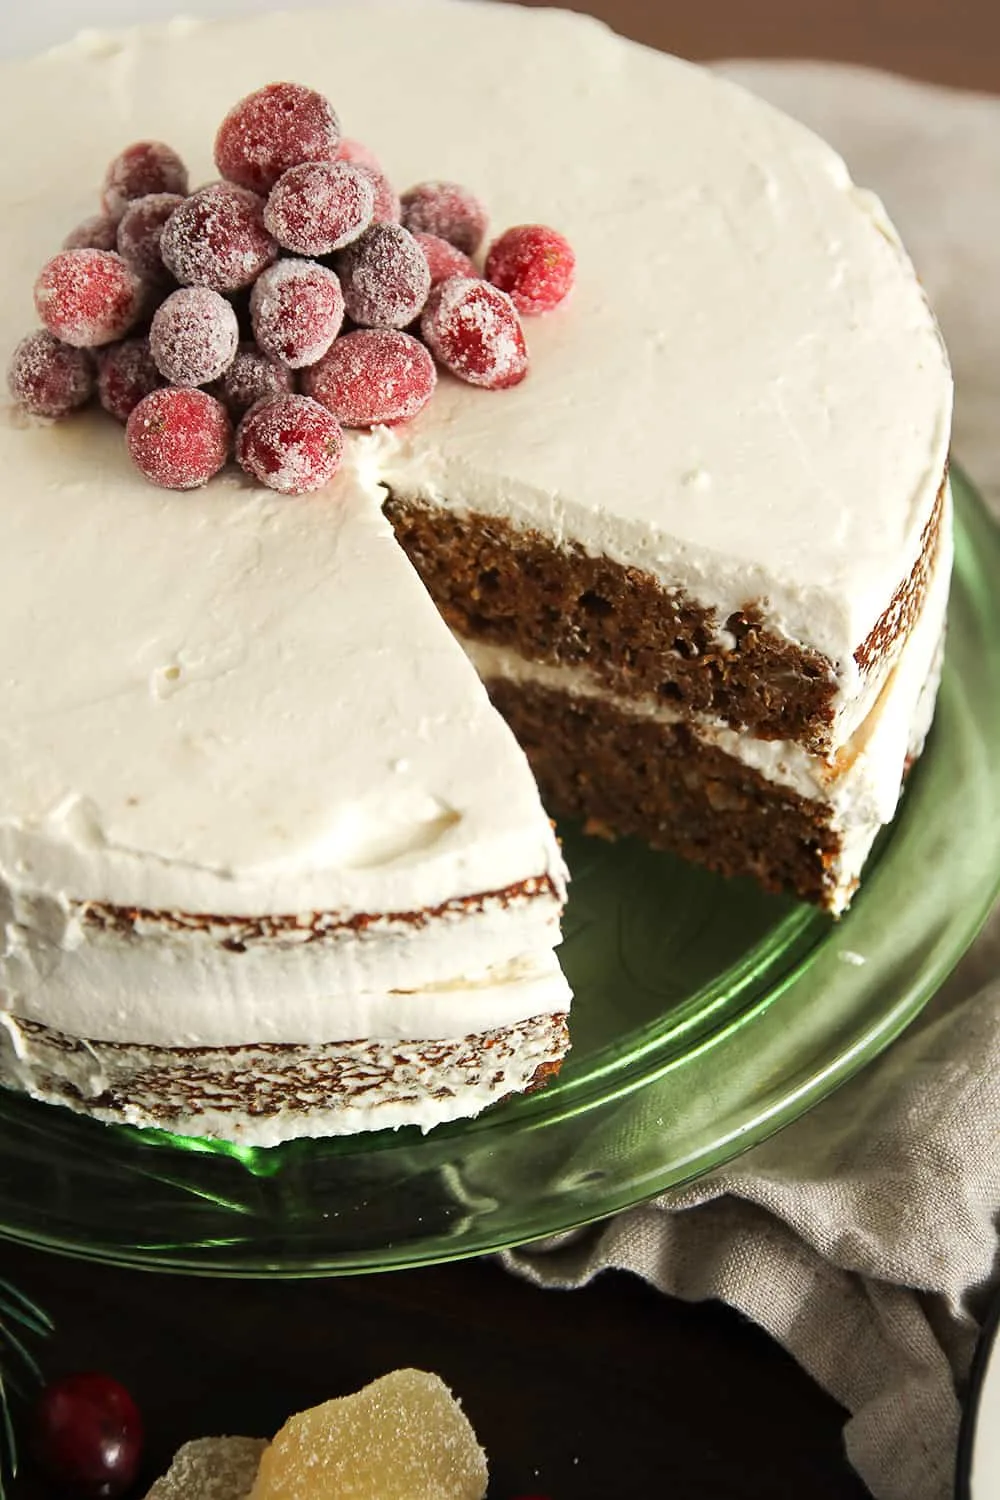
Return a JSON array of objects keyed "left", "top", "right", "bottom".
[
  {"left": 146, "top": 1437, "right": 268, "bottom": 1500},
  {"left": 249, "top": 1369, "right": 488, "bottom": 1500}
]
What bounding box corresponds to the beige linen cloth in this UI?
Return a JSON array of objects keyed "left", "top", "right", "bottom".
[{"left": 506, "top": 62, "right": 1000, "bottom": 1500}]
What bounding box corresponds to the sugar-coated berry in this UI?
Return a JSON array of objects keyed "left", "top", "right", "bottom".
[
  {"left": 236, "top": 393, "right": 344, "bottom": 494},
  {"left": 116, "top": 192, "right": 186, "bottom": 283},
  {"left": 413, "top": 231, "right": 478, "bottom": 287},
  {"left": 337, "top": 223, "right": 430, "bottom": 330},
  {"left": 304, "top": 328, "right": 436, "bottom": 427},
  {"left": 160, "top": 184, "right": 278, "bottom": 293},
  {"left": 355, "top": 164, "right": 401, "bottom": 225},
  {"left": 337, "top": 138, "right": 383, "bottom": 174},
  {"left": 214, "top": 82, "right": 341, "bottom": 195},
  {"left": 250, "top": 259, "right": 344, "bottom": 369},
  {"left": 421, "top": 276, "right": 528, "bottom": 389},
  {"left": 102, "top": 141, "right": 189, "bottom": 220},
  {"left": 8, "top": 330, "right": 94, "bottom": 417},
  {"left": 126, "top": 387, "right": 232, "bottom": 489},
  {"left": 264, "top": 161, "right": 375, "bottom": 256},
  {"left": 34, "top": 249, "right": 145, "bottom": 348},
  {"left": 216, "top": 341, "right": 295, "bottom": 416},
  {"left": 485, "top": 224, "right": 576, "bottom": 315},
  {"left": 150, "top": 286, "right": 239, "bottom": 386},
  {"left": 30, "top": 1372, "right": 144, "bottom": 1500},
  {"left": 401, "top": 180, "right": 488, "bottom": 256},
  {"left": 97, "top": 337, "right": 161, "bottom": 422},
  {"left": 64, "top": 214, "right": 119, "bottom": 252}
]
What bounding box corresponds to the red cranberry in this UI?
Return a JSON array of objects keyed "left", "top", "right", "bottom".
[
  {"left": 250, "top": 259, "right": 344, "bottom": 369},
  {"left": 485, "top": 225, "right": 576, "bottom": 315},
  {"left": 304, "top": 328, "right": 436, "bottom": 427},
  {"left": 30, "top": 1372, "right": 144, "bottom": 1500},
  {"left": 265, "top": 161, "right": 375, "bottom": 256},
  {"left": 413, "top": 231, "right": 478, "bottom": 288},
  {"left": 236, "top": 394, "right": 343, "bottom": 494},
  {"left": 97, "top": 337, "right": 161, "bottom": 422},
  {"left": 8, "top": 330, "right": 94, "bottom": 417},
  {"left": 116, "top": 192, "right": 186, "bottom": 283},
  {"left": 150, "top": 286, "right": 239, "bottom": 386},
  {"left": 337, "top": 137, "right": 383, "bottom": 174},
  {"left": 160, "top": 184, "right": 278, "bottom": 294},
  {"left": 214, "top": 82, "right": 341, "bottom": 195},
  {"left": 216, "top": 342, "right": 295, "bottom": 416},
  {"left": 102, "top": 141, "right": 189, "bottom": 220},
  {"left": 355, "top": 164, "right": 401, "bottom": 225},
  {"left": 34, "top": 249, "right": 144, "bottom": 348},
  {"left": 64, "top": 214, "right": 119, "bottom": 252},
  {"left": 401, "top": 180, "right": 488, "bottom": 256},
  {"left": 337, "top": 223, "right": 430, "bottom": 330},
  {"left": 126, "top": 387, "right": 232, "bottom": 489},
  {"left": 421, "top": 276, "right": 528, "bottom": 389}
]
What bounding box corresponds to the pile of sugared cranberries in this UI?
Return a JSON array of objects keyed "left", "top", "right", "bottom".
[{"left": 7, "top": 81, "right": 576, "bottom": 494}]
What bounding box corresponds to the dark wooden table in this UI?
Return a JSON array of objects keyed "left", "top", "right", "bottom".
[{"left": 7, "top": 5, "right": 995, "bottom": 1498}]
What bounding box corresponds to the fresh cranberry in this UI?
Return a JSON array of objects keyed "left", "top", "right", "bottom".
[
  {"left": 101, "top": 141, "right": 189, "bottom": 220},
  {"left": 150, "top": 286, "right": 239, "bottom": 387},
  {"left": 401, "top": 180, "right": 488, "bottom": 256},
  {"left": 126, "top": 387, "right": 232, "bottom": 489},
  {"left": 337, "top": 223, "right": 430, "bottom": 330},
  {"left": 116, "top": 192, "right": 186, "bottom": 283},
  {"left": 413, "top": 231, "right": 478, "bottom": 287},
  {"left": 30, "top": 1372, "right": 144, "bottom": 1500},
  {"left": 214, "top": 82, "right": 341, "bottom": 195},
  {"left": 250, "top": 259, "right": 344, "bottom": 369},
  {"left": 97, "top": 337, "right": 161, "bottom": 422},
  {"left": 160, "top": 184, "right": 278, "bottom": 293},
  {"left": 216, "top": 342, "right": 295, "bottom": 416},
  {"left": 304, "top": 328, "right": 436, "bottom": 427},
  {"left": 34, "top": 249, "right": 144, "bottom": 348},
  {"left": 337, "top": 137, "right": 383, "bottom": 174},
  {"left": 64, "top": 214, "right": 119, "bottom": 252},
  {"left": 421, "top": 276, "right": 528, "bottom": 389},
  {"left": 265, "top": 161, "right": 375, "bottom": 256},
  {"left": 236, "top": 393, "right": 343, "bottom": 494},
  {"left": 485, "top": 225, "right": 576, "bottom": 315},
  {"left": 7, "top": 330, "right": 94, "bottom": 417},
  {"left": 354, "top": 164, "right": 401, "bottom": 225}
]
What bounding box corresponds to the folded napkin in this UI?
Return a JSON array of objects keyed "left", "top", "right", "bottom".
[{"left": 506, "top": 62, "right": 1000, "bottom": 1500}]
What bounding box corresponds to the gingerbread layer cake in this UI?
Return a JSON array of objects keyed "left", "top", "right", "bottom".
[{"left": 0, "top": 2, "right": 952, "bottom": 1143}]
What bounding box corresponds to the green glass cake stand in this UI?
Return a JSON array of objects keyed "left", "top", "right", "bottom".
[{"left": 1, "top": 468, "right": 997, "bottom": 1276}]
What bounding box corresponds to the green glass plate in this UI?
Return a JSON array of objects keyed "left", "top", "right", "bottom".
[{"left": 1, "top": 470, "right": 997, "bottom": 1276}]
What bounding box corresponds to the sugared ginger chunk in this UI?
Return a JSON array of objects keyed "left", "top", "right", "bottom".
[
  {"left": 421, "top": 276, "right": 528, "bottom": 389},
  {"left": 34, "top": 249, "right": 144, "bottom": 348},
  {"left": 127, "top": 387, "right": 232, "bottom": 490},
  {"left": 102, "top": 141, "right": 189, "bottom": 220},
  {"left": 485, "top": 224, "right": 576, "bottom": 315},
  {"left": 145, "top": 1437, "right": 267, "bottom": 1500},
  {"left": 304, "top": 329, "right": 436, "bottom": 428},
  {"left": 8, "top": 330, "right": 94, "bottom": 417},
  {"left": 401, "top": 180, "right": 488, "bottom": 256},
  {"left": 248, "top": 1369, "right": 488, "bottom": 1500},
  {"left": 215, "top": 83, "right": 341, "bottom": 196}
]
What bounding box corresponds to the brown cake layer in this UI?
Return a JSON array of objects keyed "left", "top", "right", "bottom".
[
  {"left": 484, "top": 677, "right": 841, "bottom": 906},
  {"left": 2, "top": 1012, "right": 570, "bottom": 1141},
  {"left": 384, "top": 473, "right": 946, "bottom": 753}
]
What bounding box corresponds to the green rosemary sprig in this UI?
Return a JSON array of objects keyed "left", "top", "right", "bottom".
[{"left": 0, "top": 1278, "right": 53, "bottom": 1500}]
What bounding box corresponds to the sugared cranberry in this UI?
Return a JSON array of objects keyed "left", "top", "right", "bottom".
[
  {"left": 485, "top": 225, "right": 576, "bottom": 315},
  {"left": 160, "top": 184, "right": 278, "bottom": 294},
  {"left": 355, "top": 164, "right": 401, "bottom": 225},
  {"left": 214, "top": 83, "right": 341, "bottom": 196},
  {"left": 401, "top": 180, "right": 488, "bottom": 256},
  {"left": 304, "top": 328, "right": 436, "bottom": 427},
  {"left": 116, "top": 193, "right": 186, "bottom": 283},
  {"left": 421, "top": 276, "right": 528, "bottom": 389},
  {"left": 64, "top": 214, "right": 119, "bottom": 252},
  {"left": 413, "top": 231, "right": 478, "bottom": 288},
  {"left": 30, "top": 1372, "right": 144, "bottom": 1500},
  {"left": 150, "top": 286, "right": 239, "bottom": 386},
  {"left": 34, "top": 249, "right": 144, "bottom": 348},
  {"left": 337, "top": 138, "right": 383, "bottom": 174},
  {"left": 126, "top": 387, "right": 232, "bottom": 489},
  {"left": 337, "top": 223, "right": 430, "bottom": 330},
  {"left": 102, "top": 141, "right": 189, "bottom": 220},
  {"left": 264, "top": 161, "right": 375, "bottom": 256},
  {"left": 8, "top": 330, "right": 94, "bottom": 417},
  {"left": 250, "top": 259, "right": 344, "bottom": 369},
  {"left": 97, "top": 337, "right": 161, "bottom": 422},
  {"left": 236, "top": 393, "right": 343, "bottom": 494},
  {"left": 216, "top": 341, "right": 295, "bottom": 416}
]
